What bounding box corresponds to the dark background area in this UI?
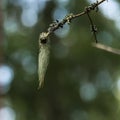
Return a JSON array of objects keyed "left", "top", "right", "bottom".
[{"left": 0, "top": 0, "right": 120, "bottom": 120}]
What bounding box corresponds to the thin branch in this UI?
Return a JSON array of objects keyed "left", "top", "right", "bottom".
[
  {"left": 86, "top": 11, "right": 98, "bottom": 43},
  {"left": 38, "top": 0, "right": 108, "bottom": 88},
  {"left": 39, "top": 0, "right": 107, "bottom": 41},
  {"left": 92, "top": 43, "right": 120, "bottom": 55}
]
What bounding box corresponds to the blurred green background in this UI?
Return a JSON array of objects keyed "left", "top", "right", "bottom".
[{"left": 0, "top": 0, "right": 120, "bottom": 120}]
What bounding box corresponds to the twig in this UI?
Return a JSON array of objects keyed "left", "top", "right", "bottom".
[
  {"left": 86, "top": 10, "right": 98, "bottom": 43},
  {"left": 38, "top": 0, "right": 108, "bottom": 88},
  {"left": 92, "top": 43, "right": 120, "bottom": 55},
  {"left": 39, "top": 0, "right": 107, "bottom": 41}
]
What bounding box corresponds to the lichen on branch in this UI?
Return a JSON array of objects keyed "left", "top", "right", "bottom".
[{"left": 38, "top": 0, "right": 107, "bottom": 88}]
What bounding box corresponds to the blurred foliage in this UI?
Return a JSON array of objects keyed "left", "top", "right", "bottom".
[{"left": 1, "top": 0, "right": 120, "bottom": 120}]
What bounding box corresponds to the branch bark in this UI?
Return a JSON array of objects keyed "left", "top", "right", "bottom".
[
  {"left": 92, "top": 43, "right": 120, "bottom": 55},
  {"left": 38, "top": 0, "right": 107, "bottom": 88},
  {"left": 39, "top": 0, "right": 107, "bottom": 41}
]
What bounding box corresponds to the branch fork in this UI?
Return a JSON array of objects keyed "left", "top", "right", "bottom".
[{"left": 39, "top": 0, "right": 107, "bottom": 42}]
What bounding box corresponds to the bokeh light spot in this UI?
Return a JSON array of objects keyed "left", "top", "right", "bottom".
[
  {"left": 4, "top": 17, "right": 19, "bottom": 34},
  {"left": 0, "top": 107, "right": 16, "bottom": 120},
  {"left": 95, "top": 69, "right": 112, "bottom": 91},
  {"left": 0, "top": 65, "right": 14, "bottom": 87},
  {"left": 53, "top": 6, "right": 68, "bottom": 20},
  {"left": 21, "top": 8, "right": 38, "bottom": 27},
  {"left": 79, "top": 82, "right": 97, "bottom": 102},
  {"left": 55, "top": 24, "right": 70, "bottom": 38},
  {"left": 11, "top": 50, "right": 36, "bottom": 75},
  {"left": 113, "top": 78, "right": 120, "bottom": 101}
]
